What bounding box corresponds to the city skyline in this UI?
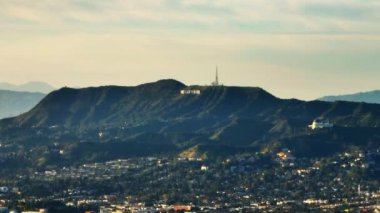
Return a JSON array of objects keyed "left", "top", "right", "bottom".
[{"left": 0, "top": 0, "right": 379, "bottom": 100}]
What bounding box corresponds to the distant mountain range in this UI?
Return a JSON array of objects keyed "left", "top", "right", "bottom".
[
  {"left": 0, "top": 79, "right": 379, "bottom": 166},
  {"left": 319, "top": 90, "right": 380, "bottom": 104},
  {"left": 0, "top": 81, "right": 55, "bottom": 93},
  {"left": 0, "top": 90, "right": 46, "bottom": 119}
]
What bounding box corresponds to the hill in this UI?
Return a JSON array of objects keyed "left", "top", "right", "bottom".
[
  {"left": 0, "top": 90, "right": 46, "bottom": 119},
  {"left": 0, "top": 81, "right": 55, "bottom": 93},
  {"left": 2, "top": 79, "right": 281, "bottom": 129},
  {"left": 319, "top": 90, "right": 380, "bottom": 104},
  {"left": 0, "top": 79, "right": 379, "bottom": 165}
]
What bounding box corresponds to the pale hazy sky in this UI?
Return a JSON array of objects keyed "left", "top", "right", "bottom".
[{"left": 0, "top": 0, "right": 379, "bottom": 100}]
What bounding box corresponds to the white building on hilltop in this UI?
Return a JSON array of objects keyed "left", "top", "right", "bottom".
[{"left": 308, "top": 119, "right": 333, "bottom": 130}]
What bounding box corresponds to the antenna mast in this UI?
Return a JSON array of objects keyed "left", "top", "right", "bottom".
[
  {"left": 211, "top": 66, "right": 220, "bottom": 86},
  {"left": 216, "top": 66, "right": 219, "bottom": 86}
]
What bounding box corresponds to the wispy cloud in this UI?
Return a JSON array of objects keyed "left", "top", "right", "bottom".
[
  {"left": 0, "top": 0, "right": 379, "bottom": 33},
  {"left": 0, "top": 0, "right": 379, "bottom": 100}
]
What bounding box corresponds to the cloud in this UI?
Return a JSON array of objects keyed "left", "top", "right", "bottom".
[
  {"left": 0, "top": 0, "right": 379, "bottom": 100},
  {"left": 302, "top": 3, "right": 374, "bottom": 20},
  {"left": 0, "top": 0, "right": 379, "bottom": 34}
]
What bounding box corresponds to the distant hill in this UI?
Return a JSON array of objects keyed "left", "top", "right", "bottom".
[
  {"left": 0, "top": 90, "right": 46, "bottom": 119},
  {"left": 1, "top": 79, "right": 284, "bottom": 131},
  {"left": 0, "top": 79, "right": 380, "bottom": 165},
  {"left": 0, "top": 81, "right": 55, "bottom": 93},
  {"left": 319, "top": 90, "right": 380, "bottom": 104}
]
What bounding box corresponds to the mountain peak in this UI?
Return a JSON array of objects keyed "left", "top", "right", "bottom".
[{"left": 138, "top": 79, "right": 186, "bottom": 89}]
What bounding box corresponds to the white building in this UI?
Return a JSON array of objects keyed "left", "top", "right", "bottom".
[{"left": 308, "top": 119, "right": 333, "bottom": 130}]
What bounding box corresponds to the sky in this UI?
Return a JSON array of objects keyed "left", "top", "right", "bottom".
[{"left": 0, "top": 0, "right": 379, "bottom": 100}]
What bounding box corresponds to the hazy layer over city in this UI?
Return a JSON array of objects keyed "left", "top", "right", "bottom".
[{"left": 0, "top": 0, "right": 379, "bottom": 100}]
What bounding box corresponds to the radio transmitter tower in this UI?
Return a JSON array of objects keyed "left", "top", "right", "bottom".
[{"left": 212, "top": 66, "right": 220, "bottom": 86}]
